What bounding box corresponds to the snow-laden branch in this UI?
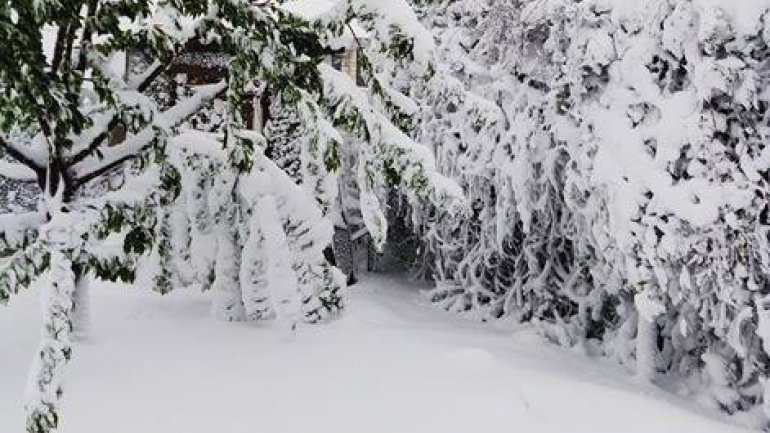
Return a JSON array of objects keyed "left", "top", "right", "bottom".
[
  {"left": 81, "top": 165, "right": 165, "bottom": 211},
  {"left": 0, "top": 160, "right": 37, "bottom": 181},
  {"left": 0, "top": 135, "right": 46, "bottom": 175},
  {"left": 65, "top": 110, "right": 119, "bottom": 165},
  {"left": 167, "top": 131, "right": 344, "bottom": 323},
  {"left": 0, "top": 239, "right": 47, "bottom": 305},
  {"left": 168, "top": 131, "right": 329, "bottom": 240},
  {"left": 126, "top": 60, "right": 166, "bottom": 91},
  {"left": 240, "top": 153, "right": 333, "bottom": 253},
  {"left": 308, "top": 0, "right": 436, "bottom": 73},
  {"left": 319, "top": 64, "right": 465, "bottom": 212},
  {"left": 71, "top": 81, "right": 228, "bottom": 186},
  {"left": 0, "top": 212, "right": 45, "bottom": 254},
  {"left": 66, "top": 58, "right": 188, "bottom": 167}
]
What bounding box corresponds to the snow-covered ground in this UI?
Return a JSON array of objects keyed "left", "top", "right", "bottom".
[{"left": 0, "top": 274, "right": 755, "bottom": 433}]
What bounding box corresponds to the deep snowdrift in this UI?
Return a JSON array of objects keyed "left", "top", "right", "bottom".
[{"left": 0, "top": 275, "right": 754, "bottom": 433}]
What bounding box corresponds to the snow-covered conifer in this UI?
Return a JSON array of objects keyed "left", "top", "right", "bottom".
[{"left": 407, "top": 0, "right": 770, "bottom": 423}]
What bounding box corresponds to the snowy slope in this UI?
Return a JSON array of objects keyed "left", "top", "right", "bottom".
[{"left": 0, "top": 275, "right": 755, "bottom": 433}]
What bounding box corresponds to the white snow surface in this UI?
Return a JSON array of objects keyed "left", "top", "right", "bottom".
[
  {"left": 0, "top": 274, "right": 756, "bottom": 433},
  {"left": 281, "top": 0, "right": 339, "bottom": 20}
]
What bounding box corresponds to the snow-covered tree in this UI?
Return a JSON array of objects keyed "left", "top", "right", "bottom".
[
  {"left": 0, "top": 0, "right": 464, "bottom": 430},
  {"left": 407, "top": 0, "right": 770, "bottom": 424}
]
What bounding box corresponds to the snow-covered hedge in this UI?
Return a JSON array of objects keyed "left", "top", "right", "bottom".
[{"left": 409, "top": 0, "right": 770, "bottom": 425}]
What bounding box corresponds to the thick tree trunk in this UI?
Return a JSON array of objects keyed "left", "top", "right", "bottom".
[
  {"left": 25, "top": 172, "right": 80, "bottom": 432},
  {"left": 25, "top": 233, "right": 76, "bottom": 433}
]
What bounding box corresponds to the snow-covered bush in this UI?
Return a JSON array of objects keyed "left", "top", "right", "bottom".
[
  {"left": 408, "top": 0, "right": 770, "bottom": 425},
  {"left": 167, "top": 131, "right": 346, "bottom": 323}
]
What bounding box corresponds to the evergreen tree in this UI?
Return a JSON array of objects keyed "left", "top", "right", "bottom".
[{"left": 408, "top": 0, "right": 770, "bottom": 423}]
